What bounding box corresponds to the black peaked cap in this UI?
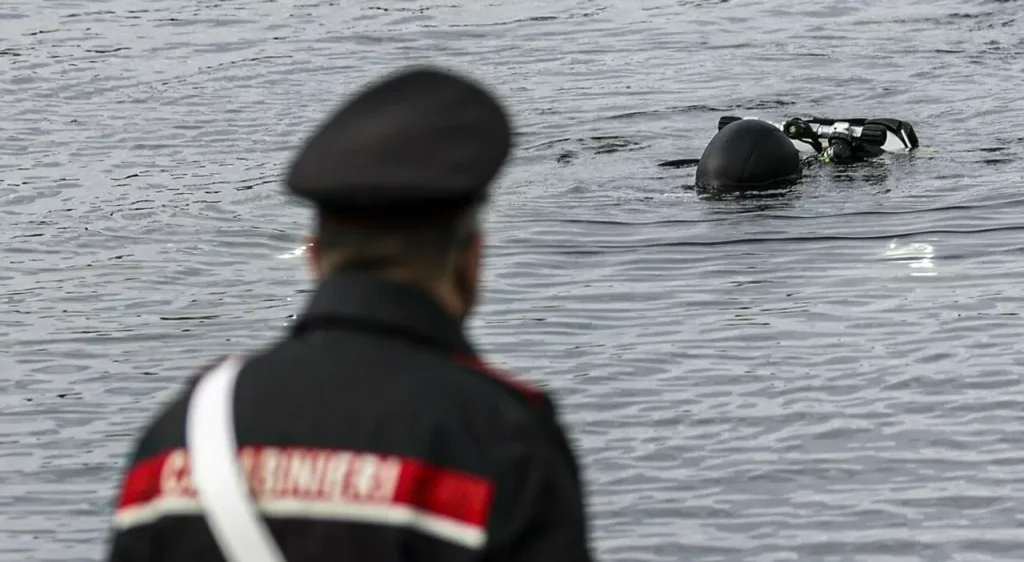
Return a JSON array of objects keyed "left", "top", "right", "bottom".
[{"left": 286, "top": 66, "right": 512, "bottom": 215}]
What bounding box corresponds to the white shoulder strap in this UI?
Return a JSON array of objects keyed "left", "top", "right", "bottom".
[{"left": 185, "top": 355, "right": 286, "bottom": 562}]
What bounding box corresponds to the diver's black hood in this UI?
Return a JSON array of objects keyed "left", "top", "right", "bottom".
[{"left": 695, "top": 119, "right": 801, "bottom": 190}]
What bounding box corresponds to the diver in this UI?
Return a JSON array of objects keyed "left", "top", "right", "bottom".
[{"left": 660, "top": 115, "right": 920, "bottom": 193}]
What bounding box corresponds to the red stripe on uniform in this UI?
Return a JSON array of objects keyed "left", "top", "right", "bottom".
[
  {"left": 453, "top": 353, "right": 542, "bottom": 406},
  {"left": 114, "top": 446, "right": 494, "bottom": 532},
  {"left": 393, "top": 457, "right": 493, "bottom": 527},
  {"left": 116, "top": 449, "right": 176, "bottom": 509}
]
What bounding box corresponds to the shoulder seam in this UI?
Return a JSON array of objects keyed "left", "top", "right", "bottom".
[{"left": 451, "top": 353, "right": 544, "bottom": 406}]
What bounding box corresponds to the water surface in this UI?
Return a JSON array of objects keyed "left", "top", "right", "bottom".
[{"left": 3, "top": 0, "right": 1024, "bottom": 560}]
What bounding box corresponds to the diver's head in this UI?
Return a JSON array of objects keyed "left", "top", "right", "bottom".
[{"left": 695, "top": 119, "right": 801, "bottom": 192}]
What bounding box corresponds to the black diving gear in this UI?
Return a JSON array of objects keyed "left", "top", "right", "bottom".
[
  {"left": 656, "top": 115, "right": 920, "bottom": 193},
  {"left": 717, "top": 115, "right": 920, "bottom": 164}
]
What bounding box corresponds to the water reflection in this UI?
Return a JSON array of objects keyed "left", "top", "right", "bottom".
[{"left": 883, "top": 239, "right": 938, "bottom": 276}]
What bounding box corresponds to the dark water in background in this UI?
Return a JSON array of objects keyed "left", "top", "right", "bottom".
[{"left": 3, "top": 0, "right": 1024, "bottom": 560}]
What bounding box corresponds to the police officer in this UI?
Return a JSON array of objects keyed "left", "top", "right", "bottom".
[{"left": 106, "top": 67, "right": 597, "bottom": 562}]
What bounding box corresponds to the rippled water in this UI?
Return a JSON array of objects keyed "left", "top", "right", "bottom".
[{"left": 3, "top": 0, "right": 1024, "bottom": 560}]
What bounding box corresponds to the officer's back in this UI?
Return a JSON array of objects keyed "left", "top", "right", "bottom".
[{"left": 106, "top": 68, "right": 596, "bottom": 562}]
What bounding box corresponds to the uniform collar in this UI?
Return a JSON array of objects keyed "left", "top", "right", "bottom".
[{"left": 292, "top": 273, "right": 475, "bottom": 355}]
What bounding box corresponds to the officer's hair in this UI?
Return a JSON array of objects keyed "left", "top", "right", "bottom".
[{"left": 314, "top": 206, "right": 481, "bottom": 279}]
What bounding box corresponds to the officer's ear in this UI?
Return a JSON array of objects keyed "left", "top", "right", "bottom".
[
  {"left": 305, "top": 233, "right": 323, "bottom": 280},
  {"left": 462, "top": 231, "right": 483, "bottom": 285},
  {"left": 449, "top": 231, "right": 482, "bottom": 319}
]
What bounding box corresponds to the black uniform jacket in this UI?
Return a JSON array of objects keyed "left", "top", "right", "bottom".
[{"left": 106, "top": 273, "right": 596, "bottom": 562}]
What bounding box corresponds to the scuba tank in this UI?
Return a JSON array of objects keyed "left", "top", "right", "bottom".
[{"left": 717, "top": 115, "right": 920, "bottom": 163}]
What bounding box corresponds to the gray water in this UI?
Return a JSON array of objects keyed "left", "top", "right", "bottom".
[{"left": 3, "top": 0, "right": 1024, "bottom": 560}]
